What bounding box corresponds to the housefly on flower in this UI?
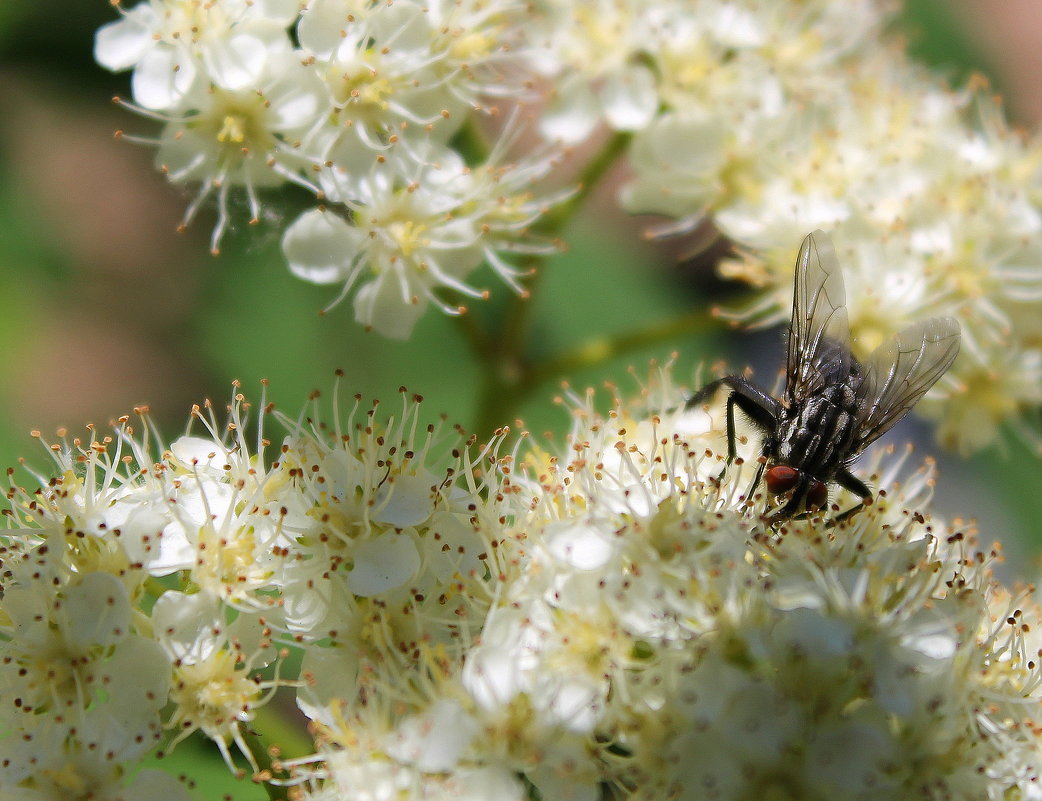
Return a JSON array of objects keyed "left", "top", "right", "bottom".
[{"left": 688, "top": 230, "right": 961, "bottom": 521}]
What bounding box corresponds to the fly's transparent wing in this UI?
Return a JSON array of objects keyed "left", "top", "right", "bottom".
[
  {"left": 854, "top": 317, "right": 961, "bottom": 450},
  {"left": 785, "top": 230, "right": 851, "bottom": 401}
]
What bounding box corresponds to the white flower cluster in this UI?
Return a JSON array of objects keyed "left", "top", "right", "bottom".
[
  {"left": 95, "top": 0, "right": 557, "bottom": 338},
  {"left": 594, "top": 1, "right": 1042, "bottom": 453},
  {"left": 529, "top": 0, "right": 892, "bottom": 144},
  {"left": 6, "top": 375, "right": 1041, "bottom": 798},
  {"left": 95, "top": 0, "right": 1042, "bottom": 446},
  {"left": 0, "top": 386, "right": 515, "bottom": 795}
]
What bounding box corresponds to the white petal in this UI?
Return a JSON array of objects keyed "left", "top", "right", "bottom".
[
  {"left": 347, "top": 531, "right": 421, "bottom": 596},
  {"left": 388, "top": 699, "right": 478, "bottom": 772},
  {"left": 463, "top": 640, "right": 525, "bottom": 710},
  {"left": 772, "top": 607, "right": 853, "bottom": 658},
  {"left": 251, "top": 0, "right": 301, "bottom": 25},
  {"left": 94, "top": 10, "right": 154, "bottom": 72},
  {"left": 64, "top": 573, "right": 132, "bottom": 651},
  {"left": 297, "top": 0, "right": 352, "bottom": 58},
  {"left": 545, "top": 521, "right": 615, "bottom": 570},
  {"left": 902, "top": 606, "right": 958, "bottom": 661},
  {"left": 711, "top": 5, "right": 766, "bottom": 48},
  {"left": 152, "top": 590, "right": 223, "bottom": 662},
  {"left": 460, "top": 608, "right": 537, "bottom": 709},
  {"left": 124, "top": 770, "right": 194, "bottom": 801},
  {"left": 540, "top": 77, "right": 601, "bottom": 143},
  {"left": 281, "top": 566, "right": 336, "bottom": 633},
  {"left": 171, "top": 478, "right": 235, "bottom": 532},
  {"left": 367, "top": 1, "right": 435, "bottom": 53},
  {"left": 453, "top": 768, "right": 525, "bottom": 801},
  {"left": 154, "top": 125, "right": 212, "bottom": 183},
  {"left": 266, "top": 59, "right": 329, "bottom": 132},
  {"left": 122, "top": 503, "right": 196, "bottom": 575},
  {"left": 92, "top": 638, "right": 172, "bottom": 752},
  {"left": 424, "top": 511, "right": 485, "bottom": 582},
  {"left": 620, "top": 112, "right": 730, "bottom": 217},
  {"left": 132, "top": 45, "right": 198, "bottom": 110},
  {"left": 283, "top": 209, "right": 364, "bottom": 284},
  {"left": 601, "top": 65, "right": 658, "bottom": 132},
  {"left": 296, "top": 644, "right": 362, "bottom": 724},
  {"left": 203, "top": 29, "right": 280, "bottom": 91},
  {"left": 353, "top": 275, "right": 427, "bottom": 339},
  {"left": 372, "top": 470, "right": 436, "bottom": 528},
  {"left": 803, "top": 719, "right": 897, "bottom": 797},
  {"left": 322, "top": 448, "right": 369, "bottom": 500},
  {"left": 545, "top": 680, "right": 601, "bottom": 732},
  {"left": 526, "top": 737, "right": 601, "bottom": 801},
  {"left": 170, "top": 435, "right": 228, "bottom": 471}
]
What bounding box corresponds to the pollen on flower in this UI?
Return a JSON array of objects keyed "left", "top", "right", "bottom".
[
  {"left": 191, "top": 517, "right": 275, "bottom": 604},
  {"left": 330, "top": 61, "right": 396, "bottom": 116},
  {"left": 166, "top": 649, "right": 268, "bottom": 770}
]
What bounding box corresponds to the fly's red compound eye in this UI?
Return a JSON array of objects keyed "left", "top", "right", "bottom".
[
  {"left": 806, "top": 480, "right": 829, "bottom": 511},
  {"left": 766, "top": 465, "right": 800, "bottom": 495}
]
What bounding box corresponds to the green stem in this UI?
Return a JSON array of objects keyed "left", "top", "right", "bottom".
[
  {"left": 243, "top": 727, "right": 287, "bottom": 801},
  {"left": 482, "top": 306, "right": 717, "bottom": 423},
  {"left": 501, "top": 131, "right": 633, "bottom": 349},
  {"left": 527, "top": 307, "right": 718, "bottom": 388},
  {"left": 469, "top": 131, "right": 632, "bottom": 437},
  {"left": 243, "top": 701, "right": 316, "bottom": 800}
]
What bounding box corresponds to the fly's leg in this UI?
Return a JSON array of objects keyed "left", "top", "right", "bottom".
[
  {"left": 687, "top": 376, "right": 781, "bottom": 492},
  {"left": 828, "top": 467, "right": 872, "bottom": 525},
  {"left": 748, "top": 455, "right": 768, "bottom": 504}
]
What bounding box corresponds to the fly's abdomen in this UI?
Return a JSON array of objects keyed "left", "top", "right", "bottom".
[{"left": 777, "top": 384, "right": 860, "bottom": 478}]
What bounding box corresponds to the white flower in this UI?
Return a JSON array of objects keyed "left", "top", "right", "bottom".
[
  {"left": 0, "top": 716, "right": 192, "bottom": 801},
  {"left": 468, "top": 365, "right": 1042, "bottom": 799},
  {"left": 0, "top": 570, "right": 171, "bottom": 765},
  {"left": 296, "top": 696, "right": 526, "bottom": 801},
  {"left": 300, "top": 0, "right": 535, "bottom": 155},
  {"left": 95, "top": 0, "right": 298, "bottom": 111},
  {"left": 618, "top": 110, "right": 731, "bottom": 219},
  {"left": 386, "top": 699, "right": 480, "bottom": 772},
  {"left": 153, "top": 590, "right": 283, "bottom": 770},
  {"left": 531, "top": 0, "right": 892, "bottom": 144},
  {"left": 283, "top": 144, "right": 559, "bottom": 338},
  {"left": 152, "top": 51, "right": 329, "bottom": 253},
  {"left": 6, "top": 370, "right": 1042, "bottom": 798},
  {"left": 256, "top": 388, "right": 518, "bottom": 736},
  {"left": 97, "top": 0, "right": 557, "bottom": 335},
  {"left": 299, "top": 0, "right": 466, "bottom": 163},
  {"left": 531, "top": 0, "right": 669, "bottom": 142}
]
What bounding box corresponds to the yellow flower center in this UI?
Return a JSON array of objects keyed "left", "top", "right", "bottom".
[
  {"left": 217, "top": 114, "right": 248, "bottom": 144},
  {"left": 448, "top": 30, "right": 496, "bottom": 62},
  {"left": 388, "top": 219, "right": 429, "bottom": 257}
]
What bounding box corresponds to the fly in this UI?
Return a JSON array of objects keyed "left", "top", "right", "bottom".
[{"left": 688, "top": 230, "right": 961, "bottom": 521}]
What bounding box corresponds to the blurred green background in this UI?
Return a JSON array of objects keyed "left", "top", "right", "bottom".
[{"left": 0, "top": 2, "right": 1039, "bottom": 797}]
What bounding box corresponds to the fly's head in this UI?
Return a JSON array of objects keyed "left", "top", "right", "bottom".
[{"left": 765, "top": 463, "right": 829, "bottom": 514}]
